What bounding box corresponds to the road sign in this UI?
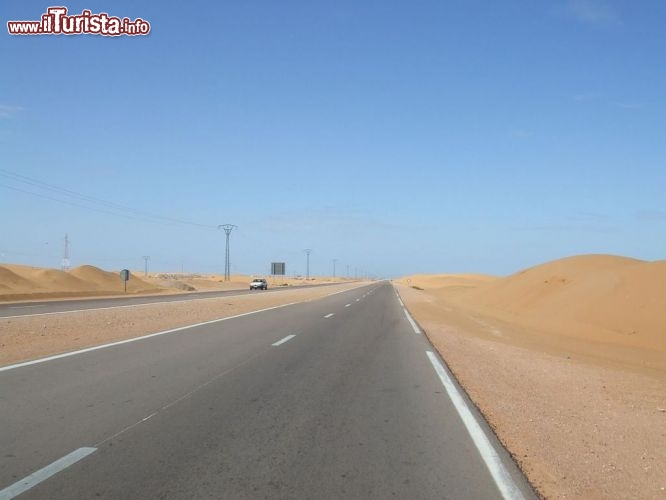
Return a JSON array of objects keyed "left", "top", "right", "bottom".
[
  {"left": 120, "top": 269, "right": 130, "bottom": 292},
  {"left": 271, "top": 262, "right": 285, "bottom": 276}
]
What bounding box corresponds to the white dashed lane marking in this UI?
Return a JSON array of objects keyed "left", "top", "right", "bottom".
[
  {"left": 0, "top": 447, "right": 97, "bottom": 500},
  {"left": 272, "top": 335, "right": 296, "bottom": 347}
]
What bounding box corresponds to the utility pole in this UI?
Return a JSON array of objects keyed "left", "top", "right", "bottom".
[
  {"left": 332, "top": 258, "right": 337, "bottom": 278},
  {"left": 304, "top": 249, "right": 312, "bottom": 280},
  {"left": 218, "top": 224, "right": 237, "bottom": 281},
  {"left": 143, "top": 256, "right": 150, "bottom": 277},
  {"left": 61, "top": 234, "right": 71, "bottom": 271}
]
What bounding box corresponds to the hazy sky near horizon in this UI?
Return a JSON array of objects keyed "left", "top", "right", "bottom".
[{"left": 2, "top": 0, "right": 665, "bottom": 277}]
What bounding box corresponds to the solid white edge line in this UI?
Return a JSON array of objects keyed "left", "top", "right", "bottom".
[
  {"left": 393, "top": 287, "right": 419, "bottom": 333},
  {"left": 403, "top": 308, "right": 421, "bottom": 334},
  {"left": 324, "top": 313, "right": 334, "bottom": 318},
  {"left": 0, "top": 302, "right": 299, "bottom": 373},
  {"left": 272, "top": 334, "right": 296, "bottom": 347},
  {"left": 394, "top": 287, "right": 404, "bottom": 305},
  {"left": 425, "top": 351, "right": 525, "bottom": 500},
  {"left": 0, "top": 447, "right": 97, "bottom": 500}
]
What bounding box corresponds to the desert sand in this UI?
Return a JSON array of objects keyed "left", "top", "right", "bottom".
[
  {"left": 140, "top": 272, "right": 353, "bottom": 293},
  {"left": 395, "top": 254, "right": 666, "bottom": 499},
  {"left": 0, "top": 263, "right": 353, "bottom": 302},
  {"left": 0, "top": 264, "right": 166, "bottom": 301}
]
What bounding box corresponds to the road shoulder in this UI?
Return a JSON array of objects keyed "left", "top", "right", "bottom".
[
  {"left": 395, "top": 283, "right": 666, "bottom": 499},
  {"left": 0, "top": 283, "right": 364, "bottom": 367}
]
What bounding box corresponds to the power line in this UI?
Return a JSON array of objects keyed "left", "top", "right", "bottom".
[
  {"left": 0, "top": 168, "right": 217, "bottom": 229},
  {"left": 0, "top": 182, "right": 162, "bottom": 224}
]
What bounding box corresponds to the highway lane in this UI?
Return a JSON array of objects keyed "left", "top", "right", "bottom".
[
  {"left": 0, "top": 282, "right": 341, "bottom": 319},
  {"left": 0, "top": 282, "right": 535, "bottom": 499}
]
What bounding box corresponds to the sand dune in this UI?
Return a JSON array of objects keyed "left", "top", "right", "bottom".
[
  {"left": 30, "top": 268, "right": 91, "bottom": 291},
  {"left": 396, "top": 254, "right": 666, "bottom": 498},
  {"left": 0, "top": 264, "right": 163, "bottom": 301},
  {"left": 460, "top": 254, "right": 643, "bottom": 311},
  {"left": 461, "top": 254, "right": 665, "bottom": 353},
  {"left": 0, "top": 266, "right": 34, "bottom": 290},
  {"left": 400, "top": 254, "right": 666, "bottom": 356}
]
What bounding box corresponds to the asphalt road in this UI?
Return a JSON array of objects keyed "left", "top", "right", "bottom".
[
  {"left": 0, "top": 282, "right": 340, "bottom": 319},
  {"left": 0, "top": 282, "right": 535, "bottom": 499}
]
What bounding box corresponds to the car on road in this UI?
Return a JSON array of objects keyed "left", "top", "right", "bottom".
[{"left": 250, "top": 278, "right": 268, "bottom": 290}]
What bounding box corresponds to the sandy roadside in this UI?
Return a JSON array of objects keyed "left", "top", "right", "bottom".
[
  {"left": 0, "top": 262, "right": 356, "bottom": 303},
  {"left": 396, "top": 283, "right": 666, "bottom": 499},
  {"left": 0, "top": 282, "right": 365, "bottom": 367}
]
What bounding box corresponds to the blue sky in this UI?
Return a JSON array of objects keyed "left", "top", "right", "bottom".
[{"left": 2, "top": 0, "right": 665, "bottom": 277}]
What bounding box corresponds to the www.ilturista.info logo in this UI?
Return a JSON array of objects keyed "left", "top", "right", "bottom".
[{"left": 7, "top": 7, "right": 151, "bottom": 36}]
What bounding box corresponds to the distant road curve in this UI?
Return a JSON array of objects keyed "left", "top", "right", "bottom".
[{"left": 0, "top": 282, "right": 344, "bottom": 319}]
